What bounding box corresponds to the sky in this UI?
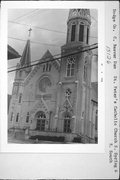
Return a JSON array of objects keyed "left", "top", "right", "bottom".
[{"left": 8, "top": 9, "right": 98, "bottom": 94}]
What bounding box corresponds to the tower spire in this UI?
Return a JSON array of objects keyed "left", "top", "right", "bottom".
[
  {"left": 28, "top": 28, "right": 32, "bottom": 38},
  {"left": 19, "top": 29, "right": 32, "bottom": 73}
]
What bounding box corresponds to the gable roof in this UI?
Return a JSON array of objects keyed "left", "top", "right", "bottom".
[
  {"left": 8, "top": 45, "right": 21, "bottom": 60},
  {"left": 40, "top": 49, "right": 60, "bottom": 70},
  {"left": 41, "top": 50, "right": 53, "bottom": 62},
  {"left": 24, "top": 49, "right": 60, "bottom": 86}
]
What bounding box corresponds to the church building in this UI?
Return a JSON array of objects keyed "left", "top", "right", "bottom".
[{"left": 8, "top": 9, "right": 98, "bottom": 143}]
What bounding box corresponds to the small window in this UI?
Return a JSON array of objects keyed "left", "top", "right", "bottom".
[
  {"left": 79, "top": 24, "right": 84, "bottom": 42},
  {"left": 65, "top": 88, "right": 72, "bottom": 98},
  {"left": 10, "top": 112, "right": 14, "bottom": 121},
  {"left": 86, "top": 27, "right": 89, "bottom": 44},
  {"left": 43, "top": 64, "right": 45, "bottom": 72},
  {"left": 48, "top": 63, "right": 52, "bottom": 71},
  {"left": 19, "top": 93, "right": 22, "bottom": 103},
  {"left": 46, "top": 63, "right": 49, "bottom": 71},
  {"left": 43, "top": 63, "right": 51, "bottom": 72},
  {"left": 71, "top": 24, "right": 76, "bottom": 42},
  {"left": 12, "top": 85, "right": 18, "bottom": 95},
  {"left": 26, "top": 112, "right": 29, "bottom": 123},
  {"left": 16, "top": 113, "right": 19, "bottom": 122}
]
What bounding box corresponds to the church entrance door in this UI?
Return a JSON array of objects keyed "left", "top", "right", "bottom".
[{"left": 36, "top": 111, "right": 46, "bottom": 131}]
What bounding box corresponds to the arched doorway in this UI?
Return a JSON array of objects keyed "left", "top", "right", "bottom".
[
  {"left": 36, "top": 111, "right": 46, "bottom": 131},
  {"left": 64, "top": 112, "right": 71, "bottom": 133}
]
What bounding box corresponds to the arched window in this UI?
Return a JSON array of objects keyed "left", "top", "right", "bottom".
[
  {"left": 43, "top": 64, "right": 45, "bottom": 72},
  {"left": 66, "top": 57, "right": 75, "bottom": 77},
  {"left": 86, "top": 27, "right": 89, "bottom": 44},
  {"left": 71, "top": 24, "right": 76, "bottom": 42},
  {"left": 16, "top": 113, "right": 19, "bottom": 122},
  {"left": 39, "top": 77, "right": 52, "bottom": 92},
  {"left": 26, "top": 112, "right": 29, "bottom": 123},
  {"left": 67, "top": 27, "right": 70, "bottom": 42},
  {"left": 36, "top": 111, "right": 46, "bottom": 131},
  {"left": 19, "top": 93, "right": 22, "bottom": 103},
  {"left": 64, "top": 113, "right": 71, "bottom": 133},
  {"left": 79, "top": 23, "right": 84, "bottom": 42},
  {"left": 43, "top": 63, "right": 52, "bottom": 72}
]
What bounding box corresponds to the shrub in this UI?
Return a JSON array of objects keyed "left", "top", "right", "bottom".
[{"left": 73, "top": 137, "right": 81, "bottom": 143}]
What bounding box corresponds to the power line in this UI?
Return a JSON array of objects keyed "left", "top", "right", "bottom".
[
  {"left": 8, "top": 37, "right": 62, "bottom": 47},
  {"left": 9, "top": 21, "right": 98, "bottom": 39},
  {"left": 8, "top": 21, "right": 66, "bottom": 35},
  {"left": 12, "top": 9, "right": 39, "bottom": 22},
  {"left": 8, "top": 45, "right": 98, "bottom": 73},
  {"left": 8, "top": 43, "right": 98, "bottom": 69},
  {"left": 11, "top": 9, "right": 98, "bottom": 24}
]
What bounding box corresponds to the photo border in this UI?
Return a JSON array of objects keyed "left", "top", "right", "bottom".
[{"left": 0, "top": 1, "right": 105, "bottom": 153}]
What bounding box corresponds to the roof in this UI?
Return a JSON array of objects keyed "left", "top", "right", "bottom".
[
  {"left": 41, "top": 50, "right": 53, "bottom": 62},
  {"left": 8, "top": 45, "right": 21, "bottom": 60},
  {"left": 68, "top": 9, "right": 91, "bottom": 24},
  {"left": 20, "top": 39, "right": 31, "bottom": 67},
  {"left": 40, "top": 50, "right": 60, "bottom": 70}
]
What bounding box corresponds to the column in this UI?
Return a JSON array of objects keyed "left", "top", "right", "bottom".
[
  {"left": 74, "top": 80, "right": 79, "bottom": 133},
  {"left": 54, "top": 82, "right": 62, "bottom": 130},
  {"left": 72, "top": 115, "right": 76, "bottom": 133}
]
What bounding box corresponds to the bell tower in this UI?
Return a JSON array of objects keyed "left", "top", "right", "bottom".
[
  {"left": 66, "top": 9, "right": 91, "bottom": 45},
  {"left": 55, "top": 9, "right": 92, "bottom": 141}
]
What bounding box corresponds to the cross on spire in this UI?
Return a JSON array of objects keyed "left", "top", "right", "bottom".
[{"left": 28, "top": 28, "right": 32, "bottom": 37}]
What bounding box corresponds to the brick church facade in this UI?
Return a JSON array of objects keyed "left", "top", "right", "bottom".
[{"left": 8, "top": 9, "right": 98, "bottom": 143}]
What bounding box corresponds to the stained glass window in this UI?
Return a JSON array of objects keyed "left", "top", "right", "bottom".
[
  {"left": 64, "top": 113, "right": 71, "bottom": 133},
  {"left": 43, "top": 63, "right": 52, "bottom": 72},
  {"left": 39, "top": 77, "right": 51, "bottom": 92},
  {"left": 86, "top": 27, "right": 89, "bottom": 44},
  {"left": 79, "top": 23, "right": 84, "bottom": 42},
  {"left": 36, "top": 111, "right": 46, "bottom": 131},
  {"left": 65, "top": 88, "right": 72, "bottom": 98},
  {"left": 66, "top": 57, "right": 75, "bottom": 77}
]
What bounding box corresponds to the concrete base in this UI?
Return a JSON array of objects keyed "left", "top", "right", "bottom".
[{"left": 8, "top": 128, "right": 96, "bottom": 143}]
